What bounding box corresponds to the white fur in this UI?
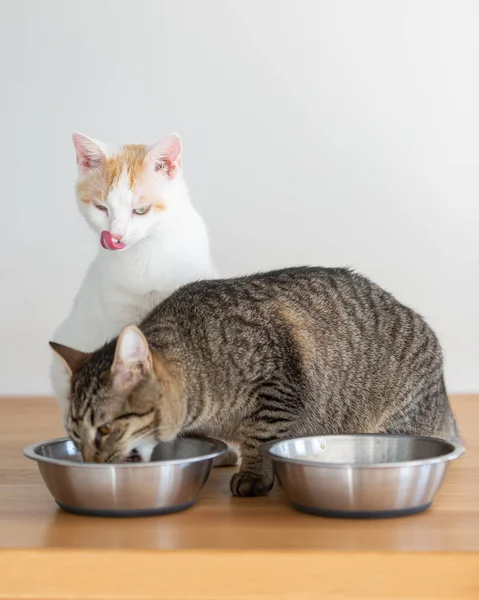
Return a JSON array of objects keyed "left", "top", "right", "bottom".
[{"left": 51, "top": 134, "right": 217, "bottom": 425}]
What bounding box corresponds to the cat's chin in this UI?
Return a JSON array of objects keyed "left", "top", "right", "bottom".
[
  {"left": 122, "top": 449, "right": 142, "bottom": 463},
  {"left": 123, "top": 440, "right": 157, "bottom": 463}
]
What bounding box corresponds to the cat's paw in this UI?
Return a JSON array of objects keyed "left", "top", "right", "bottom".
[
  {"left": 230, "top": 471, "right": 273, "bottom": 497},
  {"left": 213, "top": 446, "right": 240, "bottom": 468}
]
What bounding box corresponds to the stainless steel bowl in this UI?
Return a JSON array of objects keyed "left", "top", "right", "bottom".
[
  {"left": 24, "top": 436, "right": 227, "bottom": 517},
  {"left": 263, "top": 434, "right": 464, "bottom": 518}
]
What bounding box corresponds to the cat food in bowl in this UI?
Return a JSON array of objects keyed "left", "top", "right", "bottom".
[
  {"left": 263, "top": 434, "right": 463, "bottom": 518},
  {"left": 24, "top": 436, "right": 227, "bottom": 517}
]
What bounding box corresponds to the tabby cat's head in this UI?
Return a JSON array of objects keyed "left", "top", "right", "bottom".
[{"left": 50, "top": 326, "right": 184, "bottom": 463}]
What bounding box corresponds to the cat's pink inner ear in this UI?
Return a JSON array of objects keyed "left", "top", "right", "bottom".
[
  {"left": 72, "top": 132, "right": 106, "bottom": 175},
  {"left": 145, "top": 133, "right": 182, "bottom": 178},
  {"left": 111, "top": 326, "right": 152, "bottom": 392}
]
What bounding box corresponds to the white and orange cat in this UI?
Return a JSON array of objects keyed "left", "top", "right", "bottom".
[{"left": 51, "top": 132, "right": 217, "bottom": 423}]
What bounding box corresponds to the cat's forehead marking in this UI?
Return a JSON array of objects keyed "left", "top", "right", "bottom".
[
  {"left": 76, "top": 144, "right": 148, "bottom": 203},
  {"left": 107, "top": 170, "right": 134, "bottom": 213},
  {"left": 107, "top": 144, "right": 149, "bottom": 189}
]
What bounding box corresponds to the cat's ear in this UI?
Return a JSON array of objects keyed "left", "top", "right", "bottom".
[
  {"left": 72, "top": 132, "right": 107, "bottom": 175},
  {"left": 145, "top": 133, "right": 182, "bottom": 179},
  {"left": 111, "top": 326, "right": 152, "bottom": 392},
  {"left": 49, "top": 342, "right": 91, "bottom": 378}
]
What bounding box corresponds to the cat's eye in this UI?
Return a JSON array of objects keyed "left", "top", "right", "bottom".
[
  {"left": 94, "top": 203, "right": 108, "bottom": 213},
  {"left": 98, "top": 421, "right": 113, "bottom": 436},
  {"left": 95, "top": 420, "right": 113, "bottom": 449},
  {"left": 132, "top": 205, "right": 151, "bottom": 215}
]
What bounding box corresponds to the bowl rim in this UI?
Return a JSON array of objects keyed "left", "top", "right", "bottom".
[
  {"left": 24, "top": 435, "right": 228, "bottom": 468},
  {"left": 261, "top": 433, "right": 465, "bottom": 469}
]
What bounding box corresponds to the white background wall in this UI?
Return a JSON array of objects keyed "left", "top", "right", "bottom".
[{"left": 0, "top": 0, "right": 477, "bottom": 395}]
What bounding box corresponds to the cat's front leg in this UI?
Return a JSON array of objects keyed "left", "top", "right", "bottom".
[{"left": 230, "top": 421, "right": 277, "bottom": 497}]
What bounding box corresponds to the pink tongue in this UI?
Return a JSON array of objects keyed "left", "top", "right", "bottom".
[{"left": 100, "top": 231, "right": 126, "bottom": 250}]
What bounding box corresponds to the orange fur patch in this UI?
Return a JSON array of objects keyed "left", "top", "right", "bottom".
[
  {"left": 107, "top": 144, "right": 148, "bottom": 189},
  {"left": 76, "top": 167, "right": 109, "bottom": 204},
  {"left": 138, "top": 196, "right": 165, "bottom": 211},
  {"left": 76, "top": 144, "right": 149, "bottom": 203}
]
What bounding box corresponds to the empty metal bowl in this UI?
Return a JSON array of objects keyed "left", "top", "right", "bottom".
[
  {"left": 263, "top": 434, "right": 464, "bottom": 518},
  {"left": 24, "top": 436, "right": 227, "bottom": 517}
]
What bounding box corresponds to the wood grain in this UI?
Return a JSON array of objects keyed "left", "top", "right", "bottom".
[{"left": 0, "top": 396, "right": 478, "bottom": 599}]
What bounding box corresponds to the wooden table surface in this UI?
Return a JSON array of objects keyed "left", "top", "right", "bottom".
[{"left": 0, "top": 396, "right": 478, "bottom": 599}]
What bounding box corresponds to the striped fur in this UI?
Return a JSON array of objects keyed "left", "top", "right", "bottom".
[{"left": 54, "top": 267, "right": 461, "bottom": 497}]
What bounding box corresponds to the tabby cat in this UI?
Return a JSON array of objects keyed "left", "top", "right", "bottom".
[{"left": 50, "top": 267, "right": 461, "bottom": 497}]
